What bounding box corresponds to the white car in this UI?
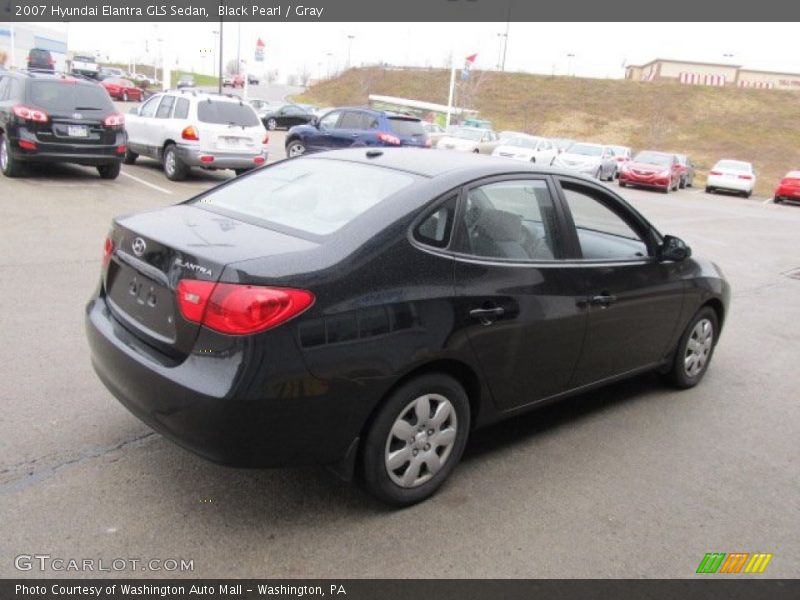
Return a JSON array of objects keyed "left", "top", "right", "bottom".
[
  {"left": 124, "top": 90, "right": 269, "bottom": 181},
  {"left": 706, "top": 159, "right": 756, "bottom": 197},
  {"left": 608, "top": 144, "right": 632, "bottom": 177},
  {"left": 436, "top": 127, "right": 498, "bottom": 153},
  {"left": 492, "top": 136, "right": 558, "bottom": 165},
  {"left": 552, "top": 142, "right": 617, "bottom": 180}
]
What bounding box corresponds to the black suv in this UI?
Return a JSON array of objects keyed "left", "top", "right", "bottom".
[
  {"left": 0, "top": 71, "right": 127, "bottom": 179},
  {"left": 27, "top": 48, "right": 54, "bottom": 72}
]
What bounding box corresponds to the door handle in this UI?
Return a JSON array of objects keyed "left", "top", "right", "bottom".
[
  {"left": 589, "top": 294, "right": 617, "bottom": 306},
  {"left": 469, "top": 307, "right": 505, "bottom": 324},
  {"left": 351, "top": 133, "right": 360, "bottom": 137}
]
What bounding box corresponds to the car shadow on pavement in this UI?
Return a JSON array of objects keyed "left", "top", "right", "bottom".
[
  {"left": 125, "top": 158, "right": 234, "bottom": 183},
  {"left": 11, "top": 162, "right": 108, "bottom": 180},
  {"left": 128, "top": 372, "right": 671, "bottom": 520}
]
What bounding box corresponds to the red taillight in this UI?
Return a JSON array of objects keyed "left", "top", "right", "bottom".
[
  {"left": 176, "top": 280, "right": 315, "bottom": 335},
  {"left": 182, "top": 126, "right": 199, "bottom": 141},
  {"left": 709, "top": 170, "right": 722, "bottom": 176},
  {"left": 377, "top": 132, "right": 401, "bottom": 146},
  {"left": 13, "top": 105, "right": 48, "bottom": 123},
  {"left": 738, "top": 174, "right": 753, "bottom": 180},
  {"left": 253, "top": 156, "right": 265, "bottom": 165},
  {"left": 104, "top": 113, "right": 125, "bottom": 127},
  {"left": 102, "top": 236, "right": 114, "bottom": 268},
  {"left": 18, "top": 140, "right": 37, "bottom": 150},
  {"left": 199, "top": 155, "right": 215, "bottom": 163},
  {"left": 116, "top": 145, "right": 127, "bottom": 154},
  {"left": 262, "top": 134, "right": 269, "bottom": 144}
]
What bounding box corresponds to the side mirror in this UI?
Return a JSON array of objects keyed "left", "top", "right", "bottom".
[
  {"left": 659, "top": 235, "right": 691, "bottom": 262},
  {"left": 128, "top": 106, "right": 139, "bottom": 115},
  {"left": 310, "top": 116, "right": 320, "bottom": 127}
]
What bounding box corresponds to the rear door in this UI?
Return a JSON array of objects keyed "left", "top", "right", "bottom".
[
  {"left": 454, "top": 176, "right": 588, "bottom": 410},
  {"left": 554, "top": 178, "right": 685, "bottom": 386}
]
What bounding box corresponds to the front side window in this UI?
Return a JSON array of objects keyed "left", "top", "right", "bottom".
[
  {"left": 456, "top": 179, "right": 560, "bottom": 260},
  {"left": 139, "top": 95, "right": 161, "bottom": 118},
  {"left": 319, "top": 110, "right": 341, "bottom": 129},
  {"left": 560, "top": 182, "right": 648, "bottom": 260}
]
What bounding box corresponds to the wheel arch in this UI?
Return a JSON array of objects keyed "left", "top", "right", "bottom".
[
  {"left": 160, "top": 139, "right": 177, "bottom": 160},
  {"left": 702, "top": 297, "right": 725, "bottom": 330}
]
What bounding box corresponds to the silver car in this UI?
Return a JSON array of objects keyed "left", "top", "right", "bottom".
[{"left": 552, "top": 142, "right": 617, "bottom": 181}]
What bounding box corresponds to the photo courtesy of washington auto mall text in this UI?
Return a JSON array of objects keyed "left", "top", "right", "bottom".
[{"left": 1, "top": 0, "right": 799, "bottom": 598}]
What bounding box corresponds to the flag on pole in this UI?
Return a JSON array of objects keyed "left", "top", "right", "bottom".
[
  {"left": 255, "top": 38, "right": 265, "bottom": 62},
  {"left": 461, "top": 53, "right": 477, "bottom": 80}
]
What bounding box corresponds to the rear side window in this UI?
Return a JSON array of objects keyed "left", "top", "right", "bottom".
[
  {"left": 196, "top": 158, "right": 416, "bottom": 236},
  {"left": 28, "top": 81, "right": 113, "bottom": 112},
  {"left": 174, "top": 98, "right": 190, "bottom": 119},
  {"left": 339, "top": 111, "right": 371, "bottom": 129},
  {"left": 388, "top": 118, "right": 424, "bottom": 136},
  {"left": 197, "top": 101, "right": 259, "bottom": 126}
]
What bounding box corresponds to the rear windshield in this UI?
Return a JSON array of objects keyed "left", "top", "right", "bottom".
[
  {"left": 506, "top": 137, "right": 539, "bottom": 149},
  {"left": 29, "top": 81, "right": 114, "bottom": 112},
  {"left": 634, "top": 151, "right": 672, "bottom": 166},
  {"left": 388, "top": 118, "right": 424, "bottom": 136},
  {"left": 716, "top": 160, "right": 751, "bottom": 172},
  {"left": 197, "top": 100, "right": 260, "bottom": 126},
  {"left": 195, "top": 158, "right": 415, "bottom": 236}
]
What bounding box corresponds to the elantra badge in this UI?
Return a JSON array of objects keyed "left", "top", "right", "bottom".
[{"left": 131, "top": 237, "right": 147, "bottom": 257}]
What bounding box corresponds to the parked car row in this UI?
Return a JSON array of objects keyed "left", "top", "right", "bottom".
[{"left": 0, "top": 70, "right": 268, "bottom": 181}]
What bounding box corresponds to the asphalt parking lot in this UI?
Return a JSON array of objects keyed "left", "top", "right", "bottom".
[{"left": 1, "top": 147, "right": 798, "bottom": 578}]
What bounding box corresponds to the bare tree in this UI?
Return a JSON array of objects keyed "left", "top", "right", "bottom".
[{"left": 298, "top": 65, "right": 312, "bottom": 87}]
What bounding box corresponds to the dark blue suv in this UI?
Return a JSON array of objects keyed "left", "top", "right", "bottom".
[{"left": 285, "top": 107, "right": 429, "bottom": 157}]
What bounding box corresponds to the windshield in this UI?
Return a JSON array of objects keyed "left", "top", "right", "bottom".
[
  {"left": 197, "top": 101, "right": 260, "bottom": 126},
  {"left": 567, "top": 143, "right": 602, "bottom": 157},
  {"left": 634, "top": 151, "right": 673, "bottom": 166},
  {"left": 505, "top": 137, "right": 540, "bottom": 150},
  {"left": 29, "top": 81, "right": 114, "bottom": 112},
  {"left": 449, "top": 128, "right": 485, "bottom": 142},
  {"left": 195, "top": 159, "right": 416, "bottom": 236}
]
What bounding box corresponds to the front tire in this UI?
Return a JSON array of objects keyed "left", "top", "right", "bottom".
[
  {"left": 97, "top": 162, "right": 121, "bottom": 180},
  {"left": 360, "top": 373, "right": 470, "bottom": 506},
  {"left": 663, "top": 307, "right": 719, "bottom": 389},
  {"left": 266, "top": 118, "right": 277, "bottom": 131},
  {"left": 705, "top": 186, "right": 714, "bottom": 194},
  {"left": 286, "top": 140, "right": 305, "bottom": 158},
  {"left": 123, "top": 149, "right": 138, "bottom": 165},
  {"left": 679, "top": 176, "right": 686, "bottom": 189},
  {"left": 163, "top": 144, "right": 188, "bottom": 181},
  {"left": 0, "top": 133, "right": 24, "bottom": 178},
  {"left": 773, "top": 196, "right": 783, "bottom": 204}
]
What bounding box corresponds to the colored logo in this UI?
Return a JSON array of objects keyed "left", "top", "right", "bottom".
[{"left": 696, "top": 553, "right": 773, "bottom": 574}]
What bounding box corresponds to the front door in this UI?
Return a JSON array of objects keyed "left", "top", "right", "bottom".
[{"left": 554, "top": 178, "right": 686, "bottom": 387}]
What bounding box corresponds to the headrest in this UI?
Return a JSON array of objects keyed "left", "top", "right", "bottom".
[{"left": 475, "top": 209, "right": 523, "bottom": 242}]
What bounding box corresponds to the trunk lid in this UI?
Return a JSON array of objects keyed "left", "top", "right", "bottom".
[{"left": 104, "top": 204, "right": 317, "bottom": 357}]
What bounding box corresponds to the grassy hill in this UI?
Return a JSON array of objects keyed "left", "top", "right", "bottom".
[{"left": 296, "top": 67, "right": 800, "bottom": 196}]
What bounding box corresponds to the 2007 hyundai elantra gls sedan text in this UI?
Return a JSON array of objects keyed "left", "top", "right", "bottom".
[{"left": 86, "top": 149, "right": 730, "bottom": 505}]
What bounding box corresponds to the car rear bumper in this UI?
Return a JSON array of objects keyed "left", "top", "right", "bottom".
[
  {"left": 175, "top": 144, "right": 268, "bottom": 170},
  {"left": 85, "top": 294, "right": 358, "bottom": 468},
  {"left": 707, "top": 175, "right": 753, "bottom": 192},
  {"left": 774, "top": 185, "right": 800, "bottom": 199},
  {"left": 8, "top": 128, "right": 126, "bottom": 165}
]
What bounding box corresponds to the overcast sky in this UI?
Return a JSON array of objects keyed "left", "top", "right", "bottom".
[{"left": 56, "top": 21, "right": 800, "bottom": 81}]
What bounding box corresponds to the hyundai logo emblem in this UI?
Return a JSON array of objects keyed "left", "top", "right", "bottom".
[{"left": 131, "top": 237, "right": 147, "bottom": 257}]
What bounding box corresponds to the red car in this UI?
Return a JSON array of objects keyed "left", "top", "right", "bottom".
[
  {"left": 618, "top": 150, "right": 681, "bottom": 193},
  {"left": 773, "top": 171, "right": 800, "bottom": 204},
  {"left": 101, "top": 77, "right": 143, "bottom": 102}
]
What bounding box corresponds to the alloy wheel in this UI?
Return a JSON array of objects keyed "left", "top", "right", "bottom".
[
  {"left": 384, "top": 394, "right": 458, "bottom": 488},
  {"left": 288, "top": 143, "right": 305, "bottom": 157},
  {"left": 684, "top": 318, "right": 714, "bottom": 378},
  {"left": 165, "top": 149, "right": 176, "bottom": 176},
  {"left": 0, "top": 137, "right": 7, "bottom": 172}
]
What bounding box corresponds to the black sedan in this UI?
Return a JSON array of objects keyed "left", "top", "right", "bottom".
[
  {"left": 260, "top": 103, "right": 315, "bottom": 131},
  {"left": 86, "top": 149, "right": 730, "bottom": 506}
]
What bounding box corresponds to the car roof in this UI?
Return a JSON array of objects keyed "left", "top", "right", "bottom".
[{"left": 302, "top": 147, "right": 596, "bottom": 180}]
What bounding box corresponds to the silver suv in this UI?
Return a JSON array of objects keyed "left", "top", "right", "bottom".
[{"left": 124, "top": 90, "right": 268, "bottom": 180}]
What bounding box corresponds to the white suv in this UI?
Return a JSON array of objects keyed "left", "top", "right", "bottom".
[{"left": 123, "top": 90, "right": 268, "bottom": 180}]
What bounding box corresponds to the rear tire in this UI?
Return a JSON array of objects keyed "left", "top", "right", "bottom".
[
  {"left": 743, "top": 190, "right": 752, "bottom": 198},
  {"left": 122, "top": 149, "right": 138, "bottom": 165},
  {"left": 773, "top": 196, "right": 783, "bottom": 204},
  {"left": 360, "top": 373, "right": 470, "bottom": 506},
  {"left": 679, "top": 177, "right": 686, "bottom": 189},
  {"left": 0, "top": 133, "right": 24, "bottom": 178},
  {"left": 663, "top": 307, "right": 719, "bottom": 389},
  {"left": 705, "top": 186, "right": 714, "bottom": 194},
  {"left": 266, "top": 118, "right": 277, "bottom": 131},
  {"left": 234, "top": 168, "right": 250, "bottom": 176},
  {"left": 163, "top": 144, "right": 188, "bottom": 181},
  {"left": 97, "top": 162, "right": 121, "bottom": 180},
  {"left": 619, "top": 181, "right": 627, "bottom": 187}
]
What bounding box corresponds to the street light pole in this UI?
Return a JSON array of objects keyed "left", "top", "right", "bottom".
[
  {"left": 496, "top": 33, "right": 506, "bottom": 70},
  {"left": 567, "top": 53, "right": 575, "bottom": 76},
  {"left": 346, "top": 35, "right": 355, "bottom": 69}
]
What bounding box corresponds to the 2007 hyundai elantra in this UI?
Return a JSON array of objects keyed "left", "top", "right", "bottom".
[{"left": 86, "top": 148, "right": 730, "bottom": 505}]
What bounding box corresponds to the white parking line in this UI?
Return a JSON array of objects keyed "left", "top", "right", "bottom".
[
  {"left": 762, "top": 196, "right": 774, "bottom": 205},
  {"left": 120, "top": 170, "right": 173, "bottom": 195}
]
